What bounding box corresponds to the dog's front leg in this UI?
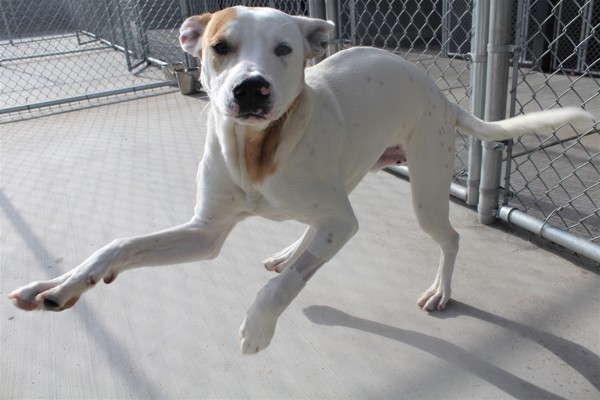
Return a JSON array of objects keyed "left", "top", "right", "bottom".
[
  {"left": 240, "top": 214, "right": 358, "bottom": 354},
  {"left": 240, "top": 252, "right": 322, "bottom": 354},
  {"left": 9, "top": 217, "right": 236, "bottom": 311}
]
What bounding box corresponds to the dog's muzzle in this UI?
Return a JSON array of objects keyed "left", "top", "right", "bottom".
[{"left": 232, "top": 76, "right": 272, "bottom": 120}]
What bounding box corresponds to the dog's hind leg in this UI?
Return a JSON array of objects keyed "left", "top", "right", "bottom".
[
  {"left": 406, "top": 123, "right": 460, "bottom": 311},
  {"left": 262, "top": 227, "right": 315, "bottom": 272}
]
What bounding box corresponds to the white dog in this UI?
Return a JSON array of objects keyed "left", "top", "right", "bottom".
[{"left": 9, "top": 6, "right": 593, "bottom": 353}]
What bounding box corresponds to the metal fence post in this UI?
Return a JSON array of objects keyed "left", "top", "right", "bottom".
[
  {"left": 466, "top": 0, "right": 489, "bottom": 206},
  {"left": 308, "top": 0, "right": 327, "bottom": 64},
  {"left": 348, "top": 0, "right": 356, "bottom": 46},
  {"left": 133, "top": 0, "right": 150, "bottom": 62},
  {"left": 478, "top": 0, "right": 512, "bottom": 225},
  {"left": 116, "top": 0, "right": 134, "bottom": 71},
  {"left": 308, "top": 0, "right": 326, "bottom": 20},
  {"left": 104, "top": 0, "right": 118, "bottom": 51},
  {"left": 180, "top": 0, "right": 198, "bottom": 68},
  {"left": 325, "top": 0, "right": 339, "bottom": 56}
]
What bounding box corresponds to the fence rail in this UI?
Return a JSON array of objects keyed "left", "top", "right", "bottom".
[{"left": 0, "top": 0, "right": 598, "bottom": 262}]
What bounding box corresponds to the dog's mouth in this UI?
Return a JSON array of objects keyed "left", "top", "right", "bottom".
[
  {"left": 234, "top": 109, "right": 276, "bottom": 125},
  {"left": 238, "top": 111, "right": 267, "bottom": 120},
  {"left": 224, "top": 98, "right": 275, "bottom": 125}
]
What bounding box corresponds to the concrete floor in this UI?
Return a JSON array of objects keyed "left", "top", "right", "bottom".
[{"left": 1, "top": 92, "right": 599, "bottom": 399}]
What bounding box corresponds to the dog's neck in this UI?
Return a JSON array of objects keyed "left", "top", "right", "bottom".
[{"left": 215, "top": 89, "right": 308, "bottom": 188}]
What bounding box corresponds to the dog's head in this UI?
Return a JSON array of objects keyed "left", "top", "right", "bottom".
[{"left": 179, "top": 6, "right": 334, "bottom": 127}]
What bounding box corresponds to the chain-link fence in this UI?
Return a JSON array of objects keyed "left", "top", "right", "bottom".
[
  {"left": 0, "top": 0, "right": 308, "bottom": 114},
  {"left": 506, "top": 0, "right": 599, "bottom": 245},
  {"left": 1, "top": 0, "right": 179, "bottom": 113},
  {"left": 333, "top": 0, "right": 598, "bottom": 252},
  {"left": 1, "top": 0, "right": 598, "bottom": 258}
]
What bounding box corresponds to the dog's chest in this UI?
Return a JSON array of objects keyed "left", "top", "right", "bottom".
[
  {"left": 218, "top": 120, "right": 285, "bottom": 188},
  {"left": 243, "top": 127, "right": 281, "bottom": 184},
  {"left": 237, "top": 188, "right": 290, "bottom": 221}
]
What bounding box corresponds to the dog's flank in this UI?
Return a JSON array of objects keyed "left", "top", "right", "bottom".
[{"left": 9, "top": 6, "right": 595, "bottom": 356}]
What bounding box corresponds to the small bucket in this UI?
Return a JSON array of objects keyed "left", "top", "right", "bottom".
[
  {"left": 162, "top": 63, "right": 184, "bottom": 85},
  {"left": 175, "top": 67, "right": 201, "bottom": 95}
]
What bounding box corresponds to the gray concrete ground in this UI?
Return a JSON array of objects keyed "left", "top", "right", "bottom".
[{"left": 1, "top": 92, "right": 599, "bottom": 399}]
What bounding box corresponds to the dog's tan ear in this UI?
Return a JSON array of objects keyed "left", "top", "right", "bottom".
[
  {"left": 179, "top": 14, "right": 212, "bottom": 57},
  {"left": 296, "top": 16, "right": 335, "bottom": 59}
]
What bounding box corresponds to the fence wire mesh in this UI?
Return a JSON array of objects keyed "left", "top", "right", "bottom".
[
  {"left": 1, "top": 0, "right": 180, "bottom": 112},
  {"left": 507, "top": 0, "right": 600, "bottom": 243},
  {"left": 0, "top": 0, "right": 598, "bottom": 247}
]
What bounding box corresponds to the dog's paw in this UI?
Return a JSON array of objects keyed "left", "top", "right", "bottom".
[
  {"left": 239, "top": 270, "right": 305, "bottom": 354},
  {"left": 262, "top": 253, "right": 290, "bottom": 273},
  {"left": 417, "top": 286, "right": 451, "bottom": 311},
  {"left": 10, "top": 261, "right": 120, "bottom": 312},
  {"left": 8, "top": 281, "right": 80, "bottom": 312},
  {"left": 239, "top": 311, "right": 277, "bottom": 354}
]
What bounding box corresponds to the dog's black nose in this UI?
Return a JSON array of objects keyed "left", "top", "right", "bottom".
[{"left": 233, "top": 76, "right": 271, "bottom": 116}]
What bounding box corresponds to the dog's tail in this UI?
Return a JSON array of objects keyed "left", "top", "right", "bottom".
[{"left": 452, "top": 104, "right": 595, "bottom": 141}]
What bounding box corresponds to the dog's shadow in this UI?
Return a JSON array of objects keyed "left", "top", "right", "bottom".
[{"left": 303, "top": 302, "right": 599, "bottom": 400}]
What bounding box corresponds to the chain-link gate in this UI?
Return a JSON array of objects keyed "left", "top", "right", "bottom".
[
  {"left": 1, "top": 0, "right": 598, "bottom": 261},
  {"left": 1, "top": 0, "right": 184, "bottom": 114}
]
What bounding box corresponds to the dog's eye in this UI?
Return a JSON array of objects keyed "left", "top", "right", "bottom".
[
  {"left": 212, "top": 41, "right": 230, "bottom": 56},
  {"left": 274, "top": 43, "right": 292, "bottom": 57}
]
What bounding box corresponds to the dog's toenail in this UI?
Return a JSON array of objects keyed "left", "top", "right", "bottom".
[{"left": 44, "top": 298, "right": 60, "bottom": 309}]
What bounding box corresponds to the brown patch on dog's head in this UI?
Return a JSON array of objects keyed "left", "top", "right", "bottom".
[
  {"left": 202, "top": 8, "right": 237, "bottom": 53},
  {"left": 202, "top": 8, "right": 238, "bottom": 72},
  {"left": 179, "top": 8, "right": 238, "bottom": 63}
]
